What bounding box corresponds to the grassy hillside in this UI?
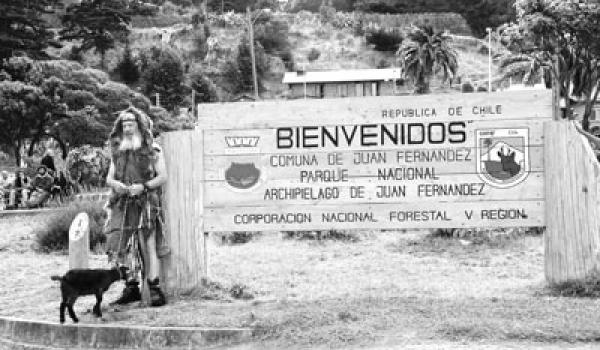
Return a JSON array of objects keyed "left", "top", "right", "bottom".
[{"left": 51, "top": 10, "right": 501, "bottom": 100}]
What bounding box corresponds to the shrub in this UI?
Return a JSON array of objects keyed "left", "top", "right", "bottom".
[
  {"left": 218, "top": 232, "right": 260, "bottom": 245},
  {"left": 307, "top": 48, "right": 320, "bottom": 62},
  {"left": 116, "top": 47, "right": 140, "bottom": 84},
  {"left": 288, "top": 0, "right": 321, "bottom": 12},
  {"left": 314, "top": 26, "right": 330, "bottom": 39},
  {"left": 319, "top": 4, "right": 336, "bottom": 23},
  {"left": 68, "top": 46, "right": 84, "bottom": 63},
  {"left": 160, "top": 1, "right": 181, "bottom": 16},
  {"left": 377, "top": 58, "right": 391, "bottom": 68},
  {"left": 35, "top": 201, "right": 107, "bottom": 253},
  {"left": 549, "top": 275, "right": 600, "bottom": 298},
  {"left": 222, "top": 37, "right": 268, "bottom": 94},
  {"left": 97, "top": 81, "right": 136, "bottom": 113},
  {"left": 148, "top": 106, "right": 191, "bottom": 133},
  {"left": 461, "top": 82, "right": 474, "bottom": 93},
  {"left": 477, "top": 85, "right": 488, "bottom": 92},
  {"left": 279, "top": 48, "right": 295, "bottom": 71},
  {"left": 366, "top": 28, "right": 404, "bottom": 52},
  {"left": 283, "top": 230, "right": 360, "bottom": 242},
  {"left": 57, "top": 108, "right": 109, "bottom": 148},
  {"left": 189, "top": 70, "right": 219, "bottom": 103},
  {"left": 192, "top": 29, "right": 209, "bottom": 59},
  {"left": 139, "top": 46, "right": 185, "bottom": 111},
  {"left": 254, "top": 18, "right": 292, "bottom": 56}
]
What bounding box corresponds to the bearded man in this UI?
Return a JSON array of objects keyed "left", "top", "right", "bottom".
[{"left": 104, "top": 107, "right": 168, "bottom": 307}]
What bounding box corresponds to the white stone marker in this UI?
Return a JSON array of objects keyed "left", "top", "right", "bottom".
[{"left": 69, "top": 212, "right": 90, "bottom": 269}]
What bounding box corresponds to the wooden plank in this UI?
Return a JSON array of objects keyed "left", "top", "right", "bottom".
[
  {"left": 544, "top": 121, "right": 600, "bottom": 284},
  {"left": 198, "top": 90, "right": 553, "bottom": 129},
  {"left": 193, "top": 129, "right": 205, "bottom": 288},
  {"left": 180, "top": 132, "right": 191, "bottom": 291},
  {"left": 204, "top": 173, "right": 544, "bottom": 207},
  {"left": 161, "top": 130, "right": 207, "bottom": 294},
  {"left": 543, "top": 121, "right": 552, "bottom": 282},
  {"left": 568, "top": 128, "right": 583, "bottom": 280},
  {"left": 204, "top": 146, "right": 545, "bottom": 181},
  {"left": 579, "top": 140, "right": 592, "bottom": 276},
  {"left": 204, "top": 200, "right": 544, "bottom": 231},
  {"left": 163, "top": 132, "right": 180, "bottom": 293},
  {"left": 559, "top": 121, "right": 572, "bottom": 282},
  {"left": 203, "top": 119, "right": 546, "bottom": 155}
]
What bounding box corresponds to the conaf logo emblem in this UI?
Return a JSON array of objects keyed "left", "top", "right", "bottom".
[
  {"left": 475, "top": 128, "right": 530, "bottom": 189},
  {"left": 225, "top": 162, "right": 261, "bottom": 189},
  {"left": 225, "top": 136, "right": 260, "bottom": 148}
]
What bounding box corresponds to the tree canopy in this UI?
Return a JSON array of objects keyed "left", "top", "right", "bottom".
[
  {"left": 354, "top": 0, "right": 516, "bottom": 38},
  {"left": 500, "top": 0, "right": 600, "bottom": 128},
  {"left": 397, "top": 25, "right": 457, "bottom": 94},
  {"left": 60, "top": 0, "right": 133, "bottom": 69},
  {"left": 0, "top": 57, "right": 154, "bottom": 165},
  {"left": 0, "top": 0, "right": 62, "bottom": 61}
]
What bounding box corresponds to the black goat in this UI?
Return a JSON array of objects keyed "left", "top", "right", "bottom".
[{"left": 50, "top": 265, "right": 128, "bottom": 323}]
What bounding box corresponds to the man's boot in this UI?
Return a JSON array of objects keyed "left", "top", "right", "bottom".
[
  {"left": 148, "top": 278, "right": 166, "bottom": 307},
  {"left": 111, "top": 280, "right": 142, "bottom": 305}
]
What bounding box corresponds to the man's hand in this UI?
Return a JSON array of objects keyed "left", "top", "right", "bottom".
[
  {"left": 114, "top": 182, "right": 129, "bottom": 194},
  {"left": 128, "top": 183, "right": 145, "bottom": 196}
]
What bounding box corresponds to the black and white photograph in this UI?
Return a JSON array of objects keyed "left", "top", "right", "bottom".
[{"left": 1, "top": 0, "right": 600, "bottom": 349}]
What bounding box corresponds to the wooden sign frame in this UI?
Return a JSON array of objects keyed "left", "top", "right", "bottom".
[{"left": 192, "top": 90, "right": 552, "bottom": 232}]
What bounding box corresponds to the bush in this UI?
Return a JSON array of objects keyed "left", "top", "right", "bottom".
[
  {"left": 192, "top": 23, "right": 211, "bottom": 59},
  {"left": 461, "top": 82, "right": 474, "bottom": 93},
  {"left": 279, "top": 48, "right": 295, "bottom": 71},
  {"left": 254, "top": 18, "right": 292, "bottom": 56},
  {"left": 116, "top": 47, "right": 140, "bottom": 85},
  {"left": 377, "top": 58, "right": 391, "bottom": 68},
  {"left": 139, "top": 46, "right": 185, "bottom": 111},
  {"left": 219, "top": 231, "right": 260, "bottom": 245},
  {"left": 35, "top": 201, "right": 107, "bottom": 253},
  {"left": 288, "top": 0, "right": 321, "bottom": 12},
  {"left": 189, "top": 70, "right": 219, "bottom": 103},
  {"left": 366, "top": 28, "right": 404, "bottom": 52},
  {"left": 68, "top": 46, "right": 84, "bottom": 63},
  {"left": 57, "top": 108, "right": 109, "bottom": 148},
  {"left": 148, "top": 106, "right": 193, "bottom": 133},
  {"left": 548, "top": 272, "right": 600, "bottom": 298},
  {"left": 477, "top": 85, "right": 488, "bottom": 92},
  {"left": 319, "top": 4, "right": 336, "bottom": 23},
  {"left": 222, "top": 37, "right": 268, "bottom": 94},
  {"left": 283, "top": 230, "right": 360, "bottom": 242},
  {"left": 307, "top": 48, "right": 320, "bottom": 62}
]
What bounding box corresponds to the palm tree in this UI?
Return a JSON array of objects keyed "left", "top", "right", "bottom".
[{"left": 397, "top": 25, "right": 458, "bottom": 94}]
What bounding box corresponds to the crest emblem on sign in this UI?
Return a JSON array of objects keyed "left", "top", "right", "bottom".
[
  {"left": 475, "top": 128, "right": 530, "bottom": 188},
  {"left": 225, "top": 162, "right": 261, "bottom": 190}
]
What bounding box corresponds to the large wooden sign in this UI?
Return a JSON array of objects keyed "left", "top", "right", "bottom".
[{"left": 196, "top": 90, "right": 552, "bottom": 231}]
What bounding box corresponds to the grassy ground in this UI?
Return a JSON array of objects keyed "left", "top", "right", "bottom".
[{"left": 1, "top": 215, "right": 599, "bottom": 349}]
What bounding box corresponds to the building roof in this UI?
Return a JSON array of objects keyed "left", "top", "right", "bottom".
[{"left": 282, "top": 68, "right": 403, "bottom": 84}]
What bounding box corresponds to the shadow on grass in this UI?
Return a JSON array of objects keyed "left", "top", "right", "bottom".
[
  {"left": 439, "top": 323, "right": 600, "bottom": 343},
  {"left": 541, "top": 273, "right": 600, "bottom": 298},
  {"left": 385, "top": 232, "right": 518, "bottom": 256}
]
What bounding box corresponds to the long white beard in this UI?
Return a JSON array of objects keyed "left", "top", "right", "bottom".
[{"left": 119, "top": 133, "right": 143, "bottom": 151}]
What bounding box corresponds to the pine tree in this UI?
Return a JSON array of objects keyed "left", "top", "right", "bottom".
[
  {"left": 117, "top": 45, "right": 140, "bottom": 84},
  {"left": 60, "top": 0, "right": 132, "bottom": 69},
  {"left": 0, "top": 0, "right": 61, "bottom": 61}
]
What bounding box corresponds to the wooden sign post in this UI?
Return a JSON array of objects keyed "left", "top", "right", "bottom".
[
  {"left": 160, "top": 90, "right": 554, "bottom": 293},
  {"left": 69, "top": 212, "right": 89, "bottom": 269}
]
